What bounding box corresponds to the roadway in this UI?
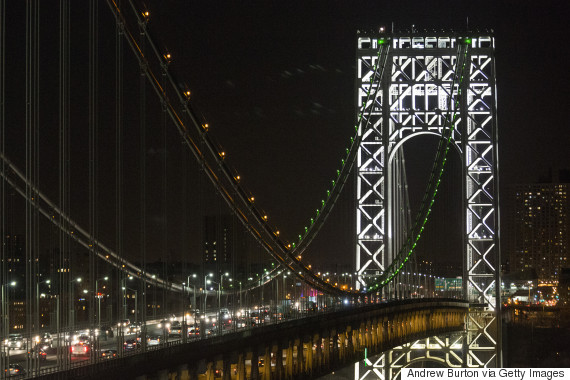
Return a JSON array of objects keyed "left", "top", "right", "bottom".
[{"left": 2, "top": 308, "right": 283, "bottom": 377}]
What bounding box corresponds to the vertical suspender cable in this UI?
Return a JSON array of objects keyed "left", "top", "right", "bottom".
[
  {"left": 139, "top": 14, "right": 148, "bottom": 326},
  {"left": 181, "top": 131, "right": 188, "bottom": 329},
  {"left": 0, "top": 0, "right": 6, "bottom": 376},
  {"left": 88, "top": 0, "right": 99, "bottom": 353},
  {"left": 114, "top": 0, "right": 125, "bottom": 324},
  {"left": 58, "top": 0, "right": 70, "bottom": 369},
  {"left": 161, "top": 67, "right": 168, "bottom": 323},
  {"left": 25, "top": 0, "right": 40, "bottom": 374}
]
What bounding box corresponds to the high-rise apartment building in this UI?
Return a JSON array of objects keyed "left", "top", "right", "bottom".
[
  {"left": 507, "top": 175, "right": 569, "bottom": 284},
  {"left": 203, "top": 215, "right": 234, "bottom": 274}
]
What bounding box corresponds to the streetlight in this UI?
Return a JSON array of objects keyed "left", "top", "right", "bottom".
[
  {"left": 121, "top": 276, "right": 134, "bottom": 320},
  {"left": 220, "top": 272, "right": 229, "bottom": 311},
  {"left": 528, "top": 280, "right": 533, "bottom": 304},
  {"left": 1, "top": 281, "right": 17, "bottom": 377},
  {"left": 203, "top": 273, "right": 212, "bottom": 313},
  {"left": 35, "top": 278, "right": 50, "bottom": 337},
  {"left": 122, "top": 286, "right": 138, "bottom": 323},
  {"left": 70, "top": 277, "right": 82, "bottom": 331},
  {"left": 95, "top": 276, "right": 109, "bottom": 330},
  {"left": 183, "top": 274, "right": 197, "bottom": 343},
  {"left": 186, "top": 274, "right": 197, "bottom": 313}
]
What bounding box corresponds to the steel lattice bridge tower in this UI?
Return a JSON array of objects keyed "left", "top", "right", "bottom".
[{"left": 355, "top": 30, "right": 501, "bottom": 367}]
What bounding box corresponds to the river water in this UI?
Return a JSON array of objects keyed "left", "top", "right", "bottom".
[{"left": 317, "top": 332, "right": 462, "bottom": 380}]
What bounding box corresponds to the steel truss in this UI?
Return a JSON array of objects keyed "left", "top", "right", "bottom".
[
  {"left": 355, "top": 32, "right": 500, "bottom": 366},
  {"left": 355, "top": 33, "right": 499, "bottom": 305},
  {"left": 354, "top": 310, "right": 499, "bottom": 380},
  {"left": 355, "top": 333, "right": 465, "bottom": 380}
]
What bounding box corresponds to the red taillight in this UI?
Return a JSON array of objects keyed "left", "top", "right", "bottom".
[{"left": 83, "top": 346, "right": 88, "bottom": 352}]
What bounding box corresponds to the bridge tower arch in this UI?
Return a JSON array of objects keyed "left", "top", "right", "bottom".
[{"left": 355, "top": 31, "right": 500, "bottom": 309}]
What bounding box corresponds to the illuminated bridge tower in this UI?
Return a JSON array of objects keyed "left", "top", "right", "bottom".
[
  {"left": 355, "top": 29, "right": 501, "bottom": 366},
  {"left": 356, "top": 28, "right": 496, "bottom": 367}
]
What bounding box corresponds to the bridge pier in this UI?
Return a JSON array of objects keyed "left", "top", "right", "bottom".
[
  {"left": 261, "top": 347, "right": 271, "bottom": 380},
  {"left": 236, "top": 353, "right": 247, "bottom": 380},
  {"left": 222, "top": 355, "right": 232, "bottom": 380},
  {"left": 322, "top": 333, "right": 330, "bottom": 369},
  {"left": 294, "top": 339, "right": 303, "bottom": 376},
  {"left": 274, "top": 345, "right": 284, "bottom": 380},
  {"left": 284, "top": 343, "right": 293, "bottom": 379},
  {"left": 250, "top": 350, "right": 260, "bottom": 380},
  {"left": 204, "top": 361, "right": 215, "bottom": 380},
  {"left": 304, "top": 340, "right": 313, "bottom": 377},
  {"left": 156, "top": 369, "right": 168, "bottom": 380},
  {"left": 314, "top": 334, "right": 322, "bottom": 373},
  {"left": 177, "top": 364, "right": 189, "bottom": 380}
]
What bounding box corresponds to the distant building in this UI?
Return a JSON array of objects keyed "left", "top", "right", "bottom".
[
  {"left": 506, "top": 173, "right": 569, "bottom": 284},
  {"left": 559, "top": 267, "right": 570, "bottom": 306},
  {"left": 203, "top": 215, "right": 240, "bottom": 276}
]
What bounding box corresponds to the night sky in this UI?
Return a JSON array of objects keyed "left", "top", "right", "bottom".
[
  {"left": 145, "top": 1, "right": 570, "bottom": 267},
  {"left": 3, "top": 1, "right": 570, "bottom": 272}
]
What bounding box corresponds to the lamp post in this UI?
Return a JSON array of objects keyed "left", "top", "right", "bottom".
[
  {"left": 186, "top": 274, "right": 197, "bottom": 312},
  {"left": 95, "top": 276, "right": 108, "bottom": 330},
  {"left": 121, "top": 275, "right": 134, "bottom": 320},
  {"left": 70, "top": 277, "right": 82, "bottom": 331},
  {"left": 122, "top": 287, "right": 138, "bottom": 324},
  {"left": 1, "top": 281, "right": 17, "bottom": 376},
  {"left": 183, "top": 274, "right": 197, "bottom": 343},
  {"left": 528, "top": 280, "right": 533, "bottom": 304},
  {"left": 203, "top": 273, "right": 212, "bottom": 314},
  {"left": 220, "top": 272, "right": 229, "bottom": 312}
]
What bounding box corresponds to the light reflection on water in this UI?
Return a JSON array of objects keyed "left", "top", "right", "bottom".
[{"left": 317, "top": 332, "right": 463, "bottom": 380}]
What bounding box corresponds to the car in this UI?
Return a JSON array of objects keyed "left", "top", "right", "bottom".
[
  {"left": 123, "top": 338, "right": 138, "bottom": 351},
  {"left": 28, "top": 347, "right": 47, "bottom": 361},
  {"left": 71, "top": 343, "right": 90, "bottom": 356},
  {"left": 37, "top": 332, "right": 52, "bottom": 349},
  {"left": 4, "top": 364, "right": 25, "bottom": 376},
  {"left": 128, "top": 322, "right": 141, "bottom": 334},
  {"left": 5, "top": 334, "right": 26, "bottom": 350},
  {"left": 100, "top": 324, "right": 114, "bottom": 338},
  {"left": 190, "top": 309, "right": 201, "bottom": 320},
  {"left": 147, "top": 335, "right": 161, "bottom": 346},
  {"left": 100, "top": 349, "right": 117, "bottom": 359},
  {"left": 188, "top": 327, "right": 200, "bottom": 336},
  {"left": 157, "top": 319, "right": 170, "bottom": 329},
  {"left": 169, "top": 326, "right": 182, "bottom": 337},
  {"left": 78, "top": 335, "right": 90, "bottom": 345},
  {"left": 118, "top": 319, "right": 131, "bottom": 332}
]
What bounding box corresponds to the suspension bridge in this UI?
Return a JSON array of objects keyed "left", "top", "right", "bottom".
[{"left": 0, "top": 1, "right": 500, "bottom": 379}]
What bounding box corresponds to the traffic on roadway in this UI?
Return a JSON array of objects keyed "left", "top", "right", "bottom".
[{"left": 2, "top": 304, "right": 322, "bottom": 377}]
